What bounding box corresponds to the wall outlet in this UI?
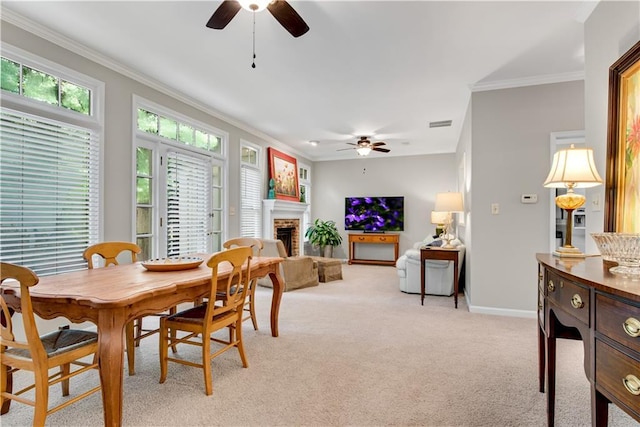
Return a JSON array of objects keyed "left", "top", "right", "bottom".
[{"left": 521, "top": 194, "right": 538, "bottom": 203}]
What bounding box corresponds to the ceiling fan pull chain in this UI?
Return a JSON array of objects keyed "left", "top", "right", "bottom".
[{"left": 251, "top": 11, "right": 257, "bottom": 69}]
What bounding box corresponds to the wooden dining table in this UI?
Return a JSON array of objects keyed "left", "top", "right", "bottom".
[{"left": 0, "top": 255, "right": 284, "bottom": 427}]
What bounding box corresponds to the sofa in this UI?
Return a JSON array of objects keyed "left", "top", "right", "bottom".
[
  {"left": 257, "top": 239, "right": 319, "bottom": 291},
  {"left": 395, "top": 236, "right": 465, "bottom": 296}
]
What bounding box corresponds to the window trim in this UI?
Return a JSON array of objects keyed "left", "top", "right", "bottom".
[
  {"left": 131, "top": 95, "right": 229, "bottom": 253},
  {"left": 240, "top": 139, "right": 263, "bottom": 238},
  {"left": 1, "top": 42, "right": 104, "bottom": 129}
]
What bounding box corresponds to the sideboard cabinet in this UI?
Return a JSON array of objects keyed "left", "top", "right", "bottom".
[
  {"left": 537, "top": 254, "right": 640, "bottom": 426},
  {"left": 348, "top": 233, "right": 399, "bottom": 266}
]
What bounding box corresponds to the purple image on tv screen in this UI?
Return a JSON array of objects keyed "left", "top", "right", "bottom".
[{"left": 344, "top": 196, "right": 404, "bottom": 231}]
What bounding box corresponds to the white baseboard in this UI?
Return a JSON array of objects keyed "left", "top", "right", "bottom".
[{"left": 465, "top": 293, "right": 537, "bottom": 318}]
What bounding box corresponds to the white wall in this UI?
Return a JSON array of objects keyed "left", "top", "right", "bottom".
[
  {"left": 469, "top": 81, "right": 585, "bottom": 315},
  {"left": 584, "top": 1, "right": 640, "bottom": 254},
  {"left": 456, "top": 100, "right": 472, "bottom": 300},
  {"left": 311, "top": 154, "right": 457, "bottom": 259}
]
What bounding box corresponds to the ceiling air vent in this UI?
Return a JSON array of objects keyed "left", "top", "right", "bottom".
[{"left": 429, "top": 120, "right": 452, "bottom": 128}]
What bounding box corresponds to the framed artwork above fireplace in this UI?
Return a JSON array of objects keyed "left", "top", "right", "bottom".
[{"left": 268, "top": 147, "right": 300, "bottom": 202}]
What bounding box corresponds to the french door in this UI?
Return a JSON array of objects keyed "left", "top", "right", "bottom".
[{"left": 136, "top": 141, "right": 223, "bottom": 260}]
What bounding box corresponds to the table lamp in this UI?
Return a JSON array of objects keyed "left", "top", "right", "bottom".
[
  {"left": 430, "top": 211, "right": 450, "bottom": 238},
  {"left": 434, "top": 192, "right": 464, "bottom": 249},
  {"left": 543, "top": 144, "right": 603, "bottom": 257}
]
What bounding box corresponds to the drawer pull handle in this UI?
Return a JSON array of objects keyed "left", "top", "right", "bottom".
[
  {"left": 358, "top": 237, "right": 365, "bottom": 241},
  {"left": 570, "top": 294, "right": 584, "bottom": 309},
  {"left": 548, "top": 280, "right": 555, "bottom": 292},
  {"left": 623, "top": 374, "right": 640, "bottom": 396},
  {"left": 623, "top": 317, "right": 640, "bottom": 338}
]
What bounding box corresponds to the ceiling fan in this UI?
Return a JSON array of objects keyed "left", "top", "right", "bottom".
[
  {"left": 338, "top": 136, "right": 391, "bottom": 156},
  {"left": 206, "top": 0, "right": 310, "bottom": 38}
]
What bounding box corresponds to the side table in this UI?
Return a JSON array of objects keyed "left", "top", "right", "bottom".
[{"left": 420, "top": 247, "right": 462, "bottom": 308}]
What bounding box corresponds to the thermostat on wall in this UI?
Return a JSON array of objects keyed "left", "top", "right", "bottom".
[{"left": 521, "top": 194, "right": 538, "bottom": 204}]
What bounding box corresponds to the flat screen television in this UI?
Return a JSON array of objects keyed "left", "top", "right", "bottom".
[{"left": 345, "top": 196, "right": 404, "bottom": 232}]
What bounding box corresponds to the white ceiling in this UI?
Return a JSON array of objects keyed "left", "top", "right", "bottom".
[{"left": 2, "top": 1, "right": 597, "bottom": 161}]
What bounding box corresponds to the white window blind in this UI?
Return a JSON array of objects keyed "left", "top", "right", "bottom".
[
  {"left": 240, "top": 165, "right": 261, "bottom": 238},
  {"left": 0, "top": 108, "right": 99, "bottom": 275},
  {"left": 166, "top": 151, "right": 210, "bottom": 257}
]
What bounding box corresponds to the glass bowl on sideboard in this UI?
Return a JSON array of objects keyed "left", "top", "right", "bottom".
[{"left": 590, "top": 233, "right": 640, "bottom": 279}]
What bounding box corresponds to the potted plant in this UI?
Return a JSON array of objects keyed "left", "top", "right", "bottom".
[{"left": 305, "top": 219, "right": 343, "bottom": 258}]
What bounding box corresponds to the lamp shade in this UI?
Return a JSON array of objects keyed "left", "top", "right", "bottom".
[
  {"left": 431, "top": 211, "right": 451, "bottom": 225},
  {"left": 543, "top": 144, "right": 603, "bottom": 188},
  {"left": 434, "top": 192, "right": 464, "bottom": 212}
]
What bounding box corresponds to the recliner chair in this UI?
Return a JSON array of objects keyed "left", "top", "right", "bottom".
[
  {"left": 396, "top": 236, "right": 465, "bottom": 296},
  {"left": 257, "top": 239, "right": 319, "bottom": 291}
]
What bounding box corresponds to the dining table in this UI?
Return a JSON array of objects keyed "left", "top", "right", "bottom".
[{"left": 0, "top": 254, "right": 284, "bottom": 427}]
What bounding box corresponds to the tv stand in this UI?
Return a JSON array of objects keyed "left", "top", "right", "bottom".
[{"left": 348, "top": 233, "right": 399, "bottom": 266}]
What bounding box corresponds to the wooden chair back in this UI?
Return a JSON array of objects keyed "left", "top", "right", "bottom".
[
  {"left": 205, "top": 246, "right": 253, "bottom": 320},
  {"left": 0, "top": 263, "right": 44, "bottom": 360},
  {"left": 223, "top": 237, "right": 263, "bottom": 256},
  {"left": 83, "top": 241, "right": 141, "bottom": 269}
]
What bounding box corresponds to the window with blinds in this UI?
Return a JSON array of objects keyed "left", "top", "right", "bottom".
[
  {"left": 240, "top": 165, "right": 262, "bottom": 237},
  {"left": 0, "top": 108, "right": 99, "bottom": 275},
  {"left": 166, "top": 151, "right": 211, "bottom": 257},
  {"left": 240, "top": 143, "right": 262, "bottom": 238}
]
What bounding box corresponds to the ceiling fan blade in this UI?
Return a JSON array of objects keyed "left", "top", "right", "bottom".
[
  {"left": 373, "top": 147, "right": 391, "bottom": 153},
  {"left": 337, "top": 147, "right": 356, "bottom": 151},
  {"left": 267, "top": 1, "right": 310, "bottom": 38},
  {"left": 206, "top": 0, "right": 242, "bottom": 29},
  {"left": 371, "top": 142, "right": 386, "bottom": 147}
]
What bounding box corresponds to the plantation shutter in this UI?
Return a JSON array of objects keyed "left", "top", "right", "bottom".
[
  {"left": 240, "top": 164, "right": 261, "bottom": 238},
  {"left": 166, "top": 151, "right": 210, "bottom": 257},
  {"left": 0, "top": 108, "right": 99, "bottom": 276}
]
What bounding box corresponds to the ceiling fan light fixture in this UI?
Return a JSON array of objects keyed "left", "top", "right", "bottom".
[
  {"left": 239, "top": 0, "right": 271, "bottom": 12},
  {"left": 356, "top": 146, "right": 372, "bottom": 156}
]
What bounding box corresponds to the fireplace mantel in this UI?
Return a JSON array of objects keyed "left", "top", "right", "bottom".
[{"left": 262, "top": 199, "right": 309, "bottom": 256}]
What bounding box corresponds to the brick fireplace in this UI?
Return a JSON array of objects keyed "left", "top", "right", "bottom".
[{"left": 262, "top": 199, "right": 308, "bottom": 256}]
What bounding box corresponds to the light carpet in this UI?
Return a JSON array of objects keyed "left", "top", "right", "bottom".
[{"left": 2, "top": 264, "right": 637, "bottom": 426}]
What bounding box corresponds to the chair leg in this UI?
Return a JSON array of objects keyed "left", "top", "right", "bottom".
[
  {"left": 159, "top": 318, "right": 168, "bottom": 384},
  {"left": 126, "top": 321, "right": 136, "bottom": 376},
  {"left": 1, "top": 364, "right": 12, "bottom": 415},
  {"left": 134, "top": 317, "right": 143, "bottom": 347},
  {"left": 236, "top": 317, "right": 248, "bottom": 368},
  {"left": 249, "top": 282, "right": 258, "bottom": 331},
  {"left": 60, "top": 363, "right": 70, "bottom": 396},
  {"left": 32, "top": 370, "right": 49, "bottom": 427},
  {"left": 202, "top": 331, "right": 213, "bottom": 396}
]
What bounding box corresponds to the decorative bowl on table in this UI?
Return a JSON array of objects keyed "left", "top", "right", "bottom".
[
  {"left": 141, "top": 257, "right": 204, "bottom": 272},
  {"left": 590, "top": 233, "right": 640, "bottom": 279}
]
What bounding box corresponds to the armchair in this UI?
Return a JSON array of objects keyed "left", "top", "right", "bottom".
[
  {"left": 257, "top": 239, "right": 319, "bottom": 291},
  {"left": 396, "top": 236, "right": 465, "bottom": 296}
]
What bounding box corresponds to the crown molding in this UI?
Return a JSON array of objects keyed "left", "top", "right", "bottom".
[
  {"left": 470, "top": 71, "right": 584, "bottom": 92},
  {"left": 0, "top": 7, "right": 309, "bottom": 159}
]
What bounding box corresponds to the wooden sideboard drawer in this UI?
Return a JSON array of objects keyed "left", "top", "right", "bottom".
[
  {"left": 546, "top": 270, "right": 590, "bottom": 325},
  {"left": 596, "top": 293, "right": 640, "bottom": 353},
  {"left": 595, "top": 339, "right": 640, "bottom": 417},
  {"left": 351, "top": 234, "right": 399, "bottom": 244}
]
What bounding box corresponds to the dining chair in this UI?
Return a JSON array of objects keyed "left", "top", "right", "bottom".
[
  {"left": 159, "top": 246, "right": 253, "bottom": 395},
  {"left": 222, "top": 237, "right": 263, "bottom": 330},
  {"left": 83, "top": 241, "right": 175, "bottom": 376},
  {"left": 0, "top": 262, "right": 101, "bottom": 426}
]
